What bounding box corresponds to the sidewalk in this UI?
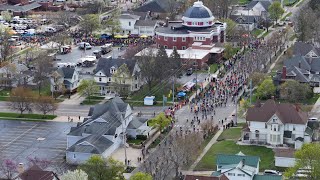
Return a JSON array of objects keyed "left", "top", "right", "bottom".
[
  {"left": 52, "top": 115, "right": 84, "bottom": 122},
  {"left": 60, "top": 93, "right": 85, "bottom": 105},
  {"left": 188, "top": 128, "right": 223, "bottom": 171}
]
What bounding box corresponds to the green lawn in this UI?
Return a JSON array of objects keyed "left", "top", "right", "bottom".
[
  {"left": 80, "top": 96, "right": 105, "bottom": 105},
  {"left": 284, "top": 0, "right": 298, "bottom": 6},
  {"left": 217, "top": 128, "right": 242, "bottom": 141},
  {"left": 251, "top": 29, "right": 264, "bottom": 37},
  {"left": 86, "top": 96, "right": 105, "bottom": 100},
  {"left": 130, "top": 82, "right": 176, "bottom": 102},
  {"left": 194, "top": 140, "right": 275, "bottom": 171},
  {"left": 0, "top": 112, "right": 56, "bottom": 120},
  {"left": 209, "top": 64, "right": 219, "bottom": 74},
  {"left": 238, "top": 0, "right": 251, "bottom": 5},
  {"left": 281, "top": 12, "right": 293, "bottom": 21}
]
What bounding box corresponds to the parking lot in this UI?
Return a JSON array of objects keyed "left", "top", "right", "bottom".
[{"left": 0, "top": 120, "right": 75, "bottom": 170}]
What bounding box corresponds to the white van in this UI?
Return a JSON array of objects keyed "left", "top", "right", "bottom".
[{"left": 78, "top": 42, "right": 92, "bottom": 50}]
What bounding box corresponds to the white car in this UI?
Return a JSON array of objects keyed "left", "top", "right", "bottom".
[
  {"left": 308, "top": 117, "right": 318, "bottom": 121},
  {"left": 264, "top": 170, "right": 282, "bottom": 176},
  {"left": 78, "top": 42, "right": 92, "bottom": 50}
]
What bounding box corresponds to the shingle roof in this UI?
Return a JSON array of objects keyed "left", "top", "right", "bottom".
[
  {"left": 57, "top": 67, "right": 75, "bottom": 79},
  {"left": 293, "top": 42, "right": 318, "bottom": 56},
  {"left": 127, "top": 117, "right": 148, "bottom": 129},
  {"left": 120, "top": 14, "right": 140, "bottom": 20},
  {"left": 134, "top": 0, "right": 177, "bottom": 13},
  {"left": 246, "top": 1, "right": 271, "bottom": 10},
  {"left": 67, "top": 135, "right": 113, "bottom": 153},
  {"left": 15, "top": 164, "right": 58, "bottom": 180},
  {"left": 253, "top": 175, "right": 282, "bottom": 180},
  {"left": 68, "top": 97, "right": 128, "bottom": 136},
  {"left": 94, "top": 58, "right": 137, "bottom": 77},
  {"left": 0, "top": 2, "right": 41, "bottom": 12},
  {"left": 216, "top": 153, "right": 260, "bottom": 168},
  {"left": 246, "top": 99, "right": 308, "bottom": 125}
]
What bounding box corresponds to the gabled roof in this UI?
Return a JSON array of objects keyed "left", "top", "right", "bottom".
[
  {"left": 134, "top": 19, "right": 158, "bottom": 27},
  {"left": 15, "top": 164, "right": 59, "bottom": 180},
  {"left": 246, "top": 1, "right": 271, "bottom": 11},
  {"left": 94, "top": 58, "right": 137, "bottom": 77},
  {"left": 293, "top": 42, "right": 320, "bottom": 57},
  {"left": 68, "top": 97, "right": 128, "bottom": 136},
  {"left": 127, "top": 117, "right": 148, "bottom": 129},
  {"left": 57, "top": 67, "right": 75, "bottom": 79},
  {"left": 0, "top": 2, "right": 41, "bottom": 12},
  {"left": 246, "top": 99, "right": 308, "bottom": 125},
  {"left": 67, "top": 134, "right": 113, "bottom": 153},
  {"left": 253, "top": 174, "right": 282, "bottom": 180},
  {"left": 274, "top": 148, "right": 295, "bottom": 158},
  {"left": 284, "top": 56, "right": 311, "bottom": 71},
  {"left": 216, "top": 153, "right": 260, "bottom": 168},
  {"left": 134, "top": 0, "right": 179, "bottom": 13}
]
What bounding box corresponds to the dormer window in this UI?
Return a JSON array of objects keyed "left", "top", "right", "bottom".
[{"left": 110, "top": 67, "right": 116, "bottom": 74}]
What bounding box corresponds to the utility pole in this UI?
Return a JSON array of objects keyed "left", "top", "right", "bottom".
[
  {"left": 172, "top": 75, "right": 175, "bottom": 104},
  {"left": 119, "top": 112, "right": 130, "bottom": 166}
]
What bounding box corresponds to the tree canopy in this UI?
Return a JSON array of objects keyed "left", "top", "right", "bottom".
[
  {"left": 61, "top": 169, "right": 88, "bottom": 180},
  {"left": 285, "top": 143, "right": 320, "bottom": 179},
  {"left": 79, "top": 14, "right": 100, "bottom": 34},
  {"left": 279, "top": 80, "right": 312, "bottom": 103},
  {"left": 268, "top": 2, "right": 285, "bottom": 22},
  {"left": 77, "top": 80, "right": 99, "bottom": 102},
  {"left": 148, "top": 112, "right": 171, "bottom": 131},
  {"left": 80, "top": 155, "right": 125, "bottom": 180},
  {"left": 256, "top": 78, "right": 276, "bottom": 100}
]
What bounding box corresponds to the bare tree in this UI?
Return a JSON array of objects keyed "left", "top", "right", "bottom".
[
  {"left": 0, "top": 28, "right": 12, "bottom": 63},
  {"left": 33, "top": 52, "right": 53, "bottom": 95},
  {"left": 137, "top": 48, "right": 158, "bottom": 91},
  {"left": 34, "top": 96, "right": 57, "bottom": 116},
  {"left": 0, "top": 159, "right": 17, "bottom": 180},
  {"left": 8, "top": 87, "right": 34, "bottom": 115}
]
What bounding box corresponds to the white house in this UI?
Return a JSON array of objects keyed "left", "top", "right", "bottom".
[
  {"left": 274, "top": 148, "right": 296, "bottom": 167},
  {"left": 126, "top": 117, "right": 152, "bottom": 138},
  {"left": 243, "top": 99, "right": 312, "bottom": 148},
  {"left": 66, "top": 97, "right": 133, "bottom": 164},
  {"left": 50, "top": 66, "right": 80, "bottom": 93},
  {"left": 212, "top": 152, "right": 282, "bottom": 180},
  {"left": 93, "top": 58, "right": 142, "bottom": 95},
  {"left": 119, "top": 13, "right": 158, "bottom": 36}
]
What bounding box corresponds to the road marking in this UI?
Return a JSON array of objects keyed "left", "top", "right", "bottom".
[{"left": 0, "top": 124, "right": 38, "bottom": 150}]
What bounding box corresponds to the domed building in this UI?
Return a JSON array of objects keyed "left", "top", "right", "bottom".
[{"left": 155, "top": 1, "right": 226, "bottom": 50}]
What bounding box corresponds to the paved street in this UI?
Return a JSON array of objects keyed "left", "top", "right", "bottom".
[{"left": 0, "top": 120, "right": 75, "bottom": 172}]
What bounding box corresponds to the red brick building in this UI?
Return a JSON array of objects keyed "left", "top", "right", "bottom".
[{"left": 155, "top": 1, "right": 226, "bottom": 50}]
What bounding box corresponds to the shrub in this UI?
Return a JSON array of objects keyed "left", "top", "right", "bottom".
[{"left": 136, "top": 135, "right": 147, "bottom": 140}]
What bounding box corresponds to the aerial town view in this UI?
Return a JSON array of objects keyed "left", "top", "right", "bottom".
[{"left": 0, "top": 0, "right": 318, "bottom": 179}]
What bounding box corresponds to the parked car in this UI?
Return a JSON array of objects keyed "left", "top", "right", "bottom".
[
  {"left": 308, "top": 117, "right": 318, "bottom": 121},
  {"left": 186, "top": 68, "right": 193, "bottom": 76},
  {"left": 264, "top": 170, "right": 282, "bottom": 176},
  {"left": 78, "top": 42, "right": 92, "bottom": 50}
]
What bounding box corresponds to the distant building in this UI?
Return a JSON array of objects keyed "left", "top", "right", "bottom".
[
  {"left": 50, "top": 66, "right": 80, "bottom": 93},
  {"left": 119, "top": 12, "right": 158, "bottom": 36},
  {"left": 126, "top": 117, "right": 151, "bottom": 138},
  {"left": 155, "top": 1, "right": 226, "bottom": 50},
  {"left": 13, "top": 164, "right": 59, "bottom": 180}
]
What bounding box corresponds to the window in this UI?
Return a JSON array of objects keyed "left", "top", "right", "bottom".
[
  {"left": 129, "top": 22, "right": 131, "bottom": 26},
  {"left": 237, "top": 174, "right": 245, "bottom": 177},
  {"left": 265, "top": 123, "right": 267, "bottom": 129},
  {"left": 73, "top": 154, "right": 76, "bottom": 158},
  {"left": 182, "top": 37, "right": 186, "bottom": 42},
  {"left": 99, "top": 77, "right": 102, "bottom": 82},
  {"left": 135, "top": 84, "right": 138, "bottom": 88},
  {"left": 228, "top": 173, "right": 235, "bottom": 176},
  {"left": 182, "top": 46, "right": 186, "bottom": 50},
  {"left": 173, "top": 46, "right": 177, "bottom": 49},
  {"left": 164, "top": 36, "right": 168, "bottom": 41},
  {"left": 135, "top": 76, "right": 138, "bottom": 80},
  {"left": 164, "top": 45, "right": 168, "bottom": 49},
  {"left": 198, "top": 22, "right": 204, "bottom": 25},
  {"left": 293, "top": 126, "right": 295, "bottom": 131},
  {"left": 158, "top": 44, "right": 161, "bottom": 48},
  {"left": 108, "top": 77, "right": 111, "bottom": 82},
  {"left": 255, "top": 130, "right": 259, "bottom": 138},
  {"left": 173, "top": 37, "right": 177, "bottom": 41}
]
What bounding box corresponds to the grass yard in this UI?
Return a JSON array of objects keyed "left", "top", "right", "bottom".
[
  {"left": 130, "top": 82, "right": 177, "bottom": 102},
  {"left": 238, "top": 0, "right": 251, "bottom": 5},
  {"left": 251, "top": 29, "right": 264, "bottom": 37},
  {"left": 127, "top": 139, "right": 144, "bottom": 145},
  {"left": 194, "top": 140, "right": 275, "bottom": 171},
  {"left": 209, "top": 64, "right": 219, "bottom": 74},
  {"left": 80, "top": 96, "right": 105, "bottom": 105},
  {"left": 0, "top": 112, "right": 56, "bottom": 120},
  {"left": 284, "top": 0, "right": 298, "bottom": 6},
  {"left": 217, "top": 127, "right": 242, "bottom": 141}
]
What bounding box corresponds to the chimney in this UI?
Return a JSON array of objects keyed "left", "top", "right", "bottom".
[
  {"left": 281, "top": 66, "right": 287, "bottom": 79},
  {"left": 17, "top": 163, "right": 24, "bottom": 174},
  {"left": 164, "top": 17, "right": 169, "bottom": 27}
]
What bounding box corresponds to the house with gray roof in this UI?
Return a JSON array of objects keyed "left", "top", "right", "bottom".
[
  {"left": 230, "top": 0, "right": 271, "bottom": 31},
  {"left": 126, "top": 117, "right": 151, "bottom": 138},
  {"left": 93, "top": 58, "right": 142, "bottom": 95},
  {"left": 119, "top": 11, "right": 158, "bottom": 36},
  {"left": 66, "top": 97, "right": 133, "bottom": 164},
  {"left": 243, "top": 99, "right": 312, "bottom": 149},
  {"left": 50, "top": 66, "right": 80, "bottom": 93}
]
